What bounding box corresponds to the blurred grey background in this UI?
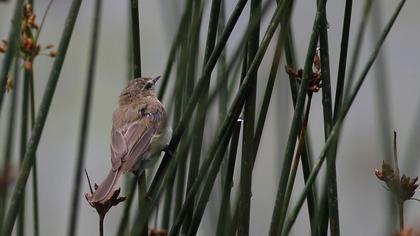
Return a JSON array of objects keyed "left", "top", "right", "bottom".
[{"left": 1, "top": 0, "right": 420, "bottom": 235}]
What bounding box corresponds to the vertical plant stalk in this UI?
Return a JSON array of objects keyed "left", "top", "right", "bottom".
[
  {"left": 186, "top": 122, "right": 241, "bottom": 236},
  {"left": 318, "top": 0, "right": 352, "bottom": 234},
  {"left": 0, "top": 0, "right": 25, "bottom": 114},
  {"left": 281, "top": 1, "right": 407, "bottom": 234},
  {"left": 28, "top": 71, "right": 40, "bottom": 236},
  {"left": 277, "top": 92, "right": 313, "bottom": 235},
  {"left": 130, "top": 0, "right": 148, "bottom": 234},
  {"left": 0, "top": 0, "right": 83, "bottom": 234},
  {"left": 370, "top": 5, "right": 396, "bottom": 232},
  {"left": 237, "top": 0, "right": 260, "bottom": 234},
  {"left": 17, "top": 70, "right": 30, "bottom": 236},
  {"left": 157, "top": 0, "right": 194, "bottom": 100},
  {"left": 130, "top": 0, "right": 141, "bottom": 78},
  {"left": 99, "top": 214, "right": 104, "bottom": 236},
  {"left": 184, "top": 0, "right": 220, "bottom": 231},
  {"left": 0, "top": 58, "right": 20, "bottom": 230},
  {"left": 15, "top": 59, "right": 28, "bottom": 236},
  {"left": 284, "top": 27, "right": 318, "bottom": 234},
  {"left": 67, "top": 0, "right": 102, "bottom": 235},
  {"left": 318, "top": 6, "right": 341, "bottom": 236},
  {"left": 392, "top": 131, "right": 403, "bottom": 231},
  {"left": 343, "top": 0, "right": 373, "bottom": 98},
  {"left": 116, "top": 177, "right": 136, "bottom": 236},
  {"left": 216, "top": 120, "right": 240, "bottom": 236},
  {"left": 269, "top": 0, "right": 326, "bottom": 235}
]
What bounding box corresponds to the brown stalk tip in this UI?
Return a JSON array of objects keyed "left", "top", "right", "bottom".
[
  {"left": 85, "top": 188, "right": 126, "bottom": 219},
  {"left": 149, "top": 228, "right": 168, "bottom": 236},
  {"left": 48, "top": 50, "right": 57, "bottom": 58},
  {"left": 0, "top": 39, "right": 8, "bottom": 53}
]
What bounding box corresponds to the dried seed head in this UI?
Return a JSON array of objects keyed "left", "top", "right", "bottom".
[
  {"left": 375, "top": 160, "right": 419, "bottom": 202},
  {"left": 24, "top": 4, "right": 33, "bottom": 18},
  {"left": 0, "top": 39, "right": 8, "bottom": 53},
  {"left": 21, "top": 34, "right": 34, "bottom": 53},
  {"left": 49, "top": 50, "right": 57, "bottom": 58},
  {"left": 85, "top": 188, "right": 126, "bottom": 219}
]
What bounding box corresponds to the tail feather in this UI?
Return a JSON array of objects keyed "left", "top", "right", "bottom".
[{"left": 90, "top": 169, "right": 121, "bottom": 203}]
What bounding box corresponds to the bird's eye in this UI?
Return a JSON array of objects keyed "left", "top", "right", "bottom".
[{"left": 144, "top": 82, "right": 153, "bottom": 90}]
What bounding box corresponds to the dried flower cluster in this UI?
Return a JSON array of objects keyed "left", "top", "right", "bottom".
[
  {"left": 0, "top": 3, "right": 56, "bottom": 90},
  {"left": 85, "top": 185, "right": 126, "bottom": 219},
  {"left": 375, "top": 160, "right": 419, "bottom": 203},
  {"left": 285, "top": 53, "right": 322, "bottom": 93}
]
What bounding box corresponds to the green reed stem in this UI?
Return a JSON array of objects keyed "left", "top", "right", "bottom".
[
  {"left": 0, "top": 0, "right": 25, "bottom": 115},
  {"left": 0, "top": 0, "right": 83, "bottom": 234},
  {"left": 216, "top": 120, "right": 240, "bottom": 236},
  {"left": 318, "top": 0, "right": 353, "bottom": 234},
  {"left": 186, "top": 122, "right": 240, "bottom": 236},
  {"left": 67, "top": 1, "right": 102, "bottom": 235},
  {"left": 0, "top": 58, "right": 19, "bottom": 230},
  {"left": 237, "top": 0, "right": 260, "bottom": 234},
  {"left": 269, "top": 0, "right": 326, "bottom": 235},
  {"left": 343, "top": 0, "right": 373, "bottom": 98},
  {"left": 115, "top": 177, "right": 136, "bottom": 236},
  {"left": 130, "top": 0, "right": 141, "bottom": 77},
  {"left": 157, "top": 0, "right": 193, "bottom": 100},
  {"left": 184, "top": 0, "right": 220, "bottom": 231},
  {"left": 284, "top": 27, "right": 318, "bottom": 234},
  {"left": 281, "top": 1, "right": 406, "bottom": 234}
]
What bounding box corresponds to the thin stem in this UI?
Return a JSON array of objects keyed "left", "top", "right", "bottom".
[
  {"left": 1, "top": 0, "right": 83, "bottom": 234},
  {"left": 284, "top": 26, "right": 318, "bottom": 235},
  {"left": 99, "top": 215, "right": 104, "bottom": 236},
  {"left": 343, "top": 0, "right": 373, "bottom": 98},
  {"left": 277, "top": 92, "right": 313, "bottom": 235},
  {"left": 319, "top": 0, "right": 353, "bottom": 234},
  {"left": 137, "top": 172, "right": 148, "bottom": 235},
  {"left": 269, "top": 0, "right": 326, "bottom": 234},
  {"left": 130, "top": 0, "right": 141, "bottom": 78},
  {"left": 185, "top": 122, "right": 240, "bottom": 236},
  {"left": 0, "top": 57, "right": 20, "bottom": 231},
  {"left": 67, "top": 0, "right": 102, "bottom": 235},
  {"left": 116, "top": 178, "right": 136, "bottom": 236},
  {"left": 28, "top": 71, "right": 40, "bottom": 236},
  {"left": 281, "top": 1, "right": 407, "bottom": 233},
  {"left": 399, "top": 202, "right": 404, "bottom": 231},
  {"left": 237, "top": 0, "right": 260, "bottom": 234},
  {"left": 185, "top": 0, "right": 220, "bottom": 230},
  {"left": 157, "top": 0, "right": 194, "bottom": 100},
  {"left": 216, "top": 120, "right": 240, "bottom": 236},
  {"left": 0, "top": 0, "right": 25, "bottom": 114}
]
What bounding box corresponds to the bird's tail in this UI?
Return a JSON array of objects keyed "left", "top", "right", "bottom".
[{"left": 89, "top": 169, "right": 122, "bottom": 203}]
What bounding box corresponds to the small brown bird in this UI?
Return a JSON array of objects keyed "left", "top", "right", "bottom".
[{"left": 87, "top": 76, "right": 171, "bottom": 203}]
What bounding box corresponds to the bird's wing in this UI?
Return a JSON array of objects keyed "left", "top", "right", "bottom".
[{"left": 111, "top": 111, "right": 160, "bottom": 173}]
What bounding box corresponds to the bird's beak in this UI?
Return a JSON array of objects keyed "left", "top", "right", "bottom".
[{"left": 153, "top": 76, "right": 161, "bottom": 84}]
